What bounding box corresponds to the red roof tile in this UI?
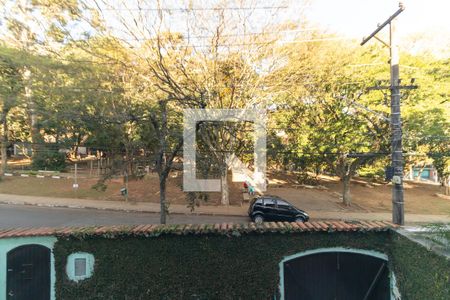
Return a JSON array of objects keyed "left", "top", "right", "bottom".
[
  {"left": 303, "top": 222, "right": 317, "bottom": 231},
  {"left": 323, "top": 221, "right": 337, "bottom": 230},
  {"left": 3, "top": 228, "right": 26, "bottom": 238},
  {"left": 133, "top": 225, "right": 145, "bottom": 232},
  {"left": 0, "top": 220, "right": 397, "bottom": 239},
  {"left": 329, "top": 221, "right": 343, "bottom": 231},
  {"left": 374, "top": 221, "right": 389, "bottom": 228},
  {"left": 315, "top": 221, "right": 329, "bottom": 230},
  {"left": 290, "top": 222, "right": 301, "bottom": 230},
  {"left": 357, "top": 221, "right": 372, "bottom": 228},
  {"left": 296, "top": 221, "right": 309, "bottom": 231},
  {"left": 268, "top": 222, "right": 278, "bottom": 230},
  {"left": 365, "top": 221, "right": 381, "bottom": 229}
]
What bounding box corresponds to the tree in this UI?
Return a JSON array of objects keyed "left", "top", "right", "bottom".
[
  {"left": 0, "top": 47, "right": 23, "bottom": 174},
  {"left": 401, "top": 56, "right": 449, "bottom": 193},
  {"left": 2, "top": 0, "right": 99, "bottom": 162},
  {"left": 67, "top": 0, "right": 292, "bottom": 214},
  {"left": 0, "top": 46, "right": 70, "bottom": 172},
  {"left": 268, "top": 40, "right": 391, "bottom": 205}
]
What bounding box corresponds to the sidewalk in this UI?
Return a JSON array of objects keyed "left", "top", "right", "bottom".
[
  {"left": 0, "top": 193, "right": 449, "bottom": 224},
  {"left": 0, "top": 193, "right": 247, "bottom": 216}
]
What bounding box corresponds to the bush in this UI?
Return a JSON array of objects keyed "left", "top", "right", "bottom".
[
  {"left": 358, "top": 165, "right": 385, "bottom": 180},
  {"left": 91, "top": 180, "right": 108, "bottom": 192},
  {"left": 296, "top": 171, "right": 318, "bottom": 185},
  {"left": 31, "top": 151, "right": 67, "bottom": 171}
]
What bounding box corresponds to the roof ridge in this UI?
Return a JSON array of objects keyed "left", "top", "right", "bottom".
[{"left": 0, "top": 220, "right": 398, "bottom": 239}]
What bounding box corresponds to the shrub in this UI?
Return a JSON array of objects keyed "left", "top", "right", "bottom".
[
  {"left": 358, "top": 165, "right": 385, "bottom": 180},
  {"left": 31, "top": 151, "right": 67, "bottom": 171}
]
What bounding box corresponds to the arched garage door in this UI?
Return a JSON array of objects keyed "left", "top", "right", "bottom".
[
  {"left": 7, "top": 244, "right": 50, "bottom": 300},
  {"left": 281, "top": 250, "right": 390, "bottom": 300}
]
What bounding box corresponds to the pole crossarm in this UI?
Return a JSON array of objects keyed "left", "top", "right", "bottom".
[
  {"left": 367, "top": 85, "right": 418, "bottom": 91},
  {"left": 360, "top": 3, "right": 405, "bottom": 46}
]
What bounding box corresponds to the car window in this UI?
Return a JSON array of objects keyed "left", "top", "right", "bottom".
[
  {"left": 255, "top": 199, "right": 263, "bottom": 205},
  {"left": 277, "top": 200, "right": 291, "bottom": 209},
  {"left": 263, "top": 198, "right": 275, "bottom": 207}
]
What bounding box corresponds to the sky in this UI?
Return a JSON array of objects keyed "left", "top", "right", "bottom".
[
  {"left": 304, "top": 0, "right": 450, "bottom": 56},
  {"left": 0, "top": 0, "right": 448, "bottom": 57}
]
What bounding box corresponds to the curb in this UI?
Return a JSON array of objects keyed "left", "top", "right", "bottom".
[
  {"left": 0, "top": 200, "right": 249, "bottom": 218},
  {"left": 1, "top": 199, "right": 448, "bottom": 224}
]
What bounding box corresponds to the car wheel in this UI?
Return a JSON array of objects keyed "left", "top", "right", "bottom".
[
  {"left": 295, "top": 216, "right": 306, "bottom": 223},
  {"left": 253, "top": 214, "right": 264, "bottom": 224}
]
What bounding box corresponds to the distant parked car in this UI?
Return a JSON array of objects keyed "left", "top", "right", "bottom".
[{"left": 248, "top": 195, "right": 309, "bottom": 223}]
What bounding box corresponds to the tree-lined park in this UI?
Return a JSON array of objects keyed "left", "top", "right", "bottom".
[{"left": 0, "top": 1, "right": 449, "bottom": 223}]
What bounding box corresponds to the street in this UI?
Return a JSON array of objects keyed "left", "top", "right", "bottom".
[{"left": 0, "top": 203, "right": 249, "bottom": 228}]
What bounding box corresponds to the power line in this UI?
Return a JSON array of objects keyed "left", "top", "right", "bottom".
[
  {"left": 119, "top": 36, "right": 352, "bottom": 48},
  {"left": 80, "top": 35, "right": 354, "bottom": 52},
  {"left": 0, "top": 35, "right": 352, "bottom": 66},
  {"left": 8, "top": 131, "right": 449, "bottom": 151},
  {"left": 174, "top": 37, "right": 353, "bottom": 48},
  {"left": 100, "top": 6, "right": 289, "bottom": 12},
  {"left": 6, "top": 145, "right": 449, "bottom": 158},
  {"left": 97, "top": 28, "right": 322, "bottom": 41}
]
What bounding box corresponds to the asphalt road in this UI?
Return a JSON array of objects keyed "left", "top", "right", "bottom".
[{"left": 0, "top": 203, "right": 249, "bottom": 228}]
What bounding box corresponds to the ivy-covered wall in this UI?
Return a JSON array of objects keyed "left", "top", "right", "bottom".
[
  {"left": 53, "top": 231, "right": 450, "bottom": 300},
  {"left": 390, "top": 233, "right": 450, "bottom": 300}
]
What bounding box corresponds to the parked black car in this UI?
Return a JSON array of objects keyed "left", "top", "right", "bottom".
[{"left": 248, "top": 195, "right": 309, "bottom": 223}]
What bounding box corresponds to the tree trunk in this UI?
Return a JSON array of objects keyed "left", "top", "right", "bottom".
[
  {"left": 24, "top": 68, "right": 41, "bottom": 159},
  {"left": 0, "top": 112, "right": 8, "bottom": 175},
  {"left": 221, "top": 168, "right": 229, "bottom": 205},
  {"left": 1, "top": 142, "right": 7, "bottom": 176},
  {"left": 159, "top": 100, "right": 168, "bottom": 223},
  {"left": 159, "top": 176, "right": 167, "bottom": 224},
  {"left": 415, "top": 165, "right": 426, "bottom": 181},
  {"left": 342, "top": 175, "right": 351, "bottom": 206},
  {"left": 445, "top": 176, "right": 449, "bottom": 196},
  {"left": 123, "top": 168, "right": 129, "bottom": 202}
]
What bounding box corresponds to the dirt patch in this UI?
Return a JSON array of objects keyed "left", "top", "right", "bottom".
[
  {"left": 265, "top": 172, "right": 450, "bottom": 215},
  {"left": 0, "top": 171, "right": 449, "bottom": 215},
  {"left": 0, "top": 172, "right": 244, "bottom": 206},
  {"left": 317, "top": 177, "right": 450, "bottom": 215},
  {"left": 265, "top": 187, "right": 347, "bottom": 212}
]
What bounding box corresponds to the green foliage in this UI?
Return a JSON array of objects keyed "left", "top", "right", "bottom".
[
  {"left": 295, "top": 171, "right": 318, "bottom": 185},
  {"left": 358, "top": 165, "right": 385, "bottom": 180},
  {"left": 31, "top": 150, "right": 66, "bottom": 171},
  {"left": 423, "top": 224, "right": 450, "bottom": 250},
  {"left": 186, "top": 191, "right": 209, "bottom": 211},
  {"left": 91, "top": 170, "right": 116, "bottom": 192},
  {"left": 390, "top": 233, "right": 450, "bottom": 299},
  {"left": 53, "top": 231, "right": 450, "bottom": 299},
  {"left": 25, "top": 170, "right": 38, "bottom": 176},
  {"left": 91, "top": 181, "right": 108, "bottom": 192}
]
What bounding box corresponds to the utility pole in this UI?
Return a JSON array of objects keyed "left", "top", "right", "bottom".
[
  {"left": 388, "top": 15, "right": 404, "bottom": 226},
  {"left": 361, "top": 2, "right": 416, "bottom": 225},
  {"left": 73, "top": 162, "right": 79, "bottom": 189}
]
